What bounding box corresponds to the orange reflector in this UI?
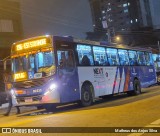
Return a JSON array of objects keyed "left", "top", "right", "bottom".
[{"left": 15, "top": 90, "right": 26, "bottom": 95}]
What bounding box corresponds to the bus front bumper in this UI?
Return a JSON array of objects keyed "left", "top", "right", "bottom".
[{"left": 12, "top": 90, "right": 60, "bottom": 106}]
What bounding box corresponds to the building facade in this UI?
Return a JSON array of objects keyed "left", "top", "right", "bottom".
[
  {"left": 88, "top": 0, "right": 159, "bottom": 46},
  {"left": 148, "top": 0, "right": 160, "bottom": 29},
  {"left": 0, "top": 0, "right": 23, "bottom": 60}
]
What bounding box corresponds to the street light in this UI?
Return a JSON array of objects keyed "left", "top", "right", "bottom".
[{"left": 116, "top": 36, "right": 120, "bottom": 42}]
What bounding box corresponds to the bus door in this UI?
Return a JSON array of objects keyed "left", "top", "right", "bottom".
[{"left": 56, "top": 42, "right": 80, "bottom": 103}]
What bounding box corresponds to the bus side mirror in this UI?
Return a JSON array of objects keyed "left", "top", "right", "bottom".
[{"left": 3, "top": 60, "right": 6, "bottom": 71}]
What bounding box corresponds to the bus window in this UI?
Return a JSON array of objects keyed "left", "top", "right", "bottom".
[
  {"left": 144, "top": 52, "right": 153, "bottom": 66},
  {"left": 106, "top": 48, "right": 119, "bottom": 66},
  {"left": 57, "top": 50, "right": 75, "bottom": 70},
  {"left": 12, "top": 56, "right": 28, "bottom": 73},
  {"left": 37, "top": 52, "right": 44, "bottom": 68},
  {"left": 153, "top": 54, "right": 160, "bottom": 71},
  {"left": 93, "top": 46, "right": 108, "bottom": 66},
  {"left": 44, "top": 52, "right": 54, "bottom": 67},
  {"left": 128, "top": 50, "right": 138, "bottom": 66},
  {"left": 118, "top": 49, "right": 129, "bottom": 66},
  {"left": 77, "top": 44, "right": 94, "bottom": 66},
  {"left": 149, "top": 53, "right": 154, "bottom": 66},
  {"left": 137, "top": 51, "right": 146, "bottom": 65}
]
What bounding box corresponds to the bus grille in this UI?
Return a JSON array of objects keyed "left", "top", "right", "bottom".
[{"left": 13, "top": 78, "right": 48, "bottom": 89}]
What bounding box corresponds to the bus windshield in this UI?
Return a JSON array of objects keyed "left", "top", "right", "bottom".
[{"left": 12, "top": 50, "right": 56, "bottom": 80}]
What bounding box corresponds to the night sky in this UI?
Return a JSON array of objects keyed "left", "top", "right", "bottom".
[{"left": 20, "top": 0, "right": 93, "bottom": 39}]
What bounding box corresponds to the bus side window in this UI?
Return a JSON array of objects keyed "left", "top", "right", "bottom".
[
  {"left": 81, "top": 55, "right": 90, "bottom": 66},
  {"left": 149, "top": 53, "right": 153, "bottom": 66},
  {"left": 144, "top": 52, "right": 153, "bottom": 66},
  {"left": 57, "top": 50, "right": 75, "bottom": 71},
  {"left": 106, "top": 48, "right": 119, "bottom": 66},
  {"left": 77, "top": 44, "right": 94, "bottom": 66},
  {"left": 118, "top": 49, "right": 129, "bottom": 66},
  {"left": 137, "top": 51, "right": 146, "bottom": 65},
  {"left": 128, "top": 50, "right": 137, "bottom": 66},
  {"left": 93, "top": 46, "right": 108, "bottom": 66}
]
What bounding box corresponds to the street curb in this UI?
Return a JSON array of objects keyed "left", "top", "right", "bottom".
[{"left": 0, "top": 103, "right": 8, "bottom": 109}]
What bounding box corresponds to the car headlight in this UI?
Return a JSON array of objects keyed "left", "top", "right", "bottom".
[{"left": 44, "top": 83, "right": 57, "bottom": 95}]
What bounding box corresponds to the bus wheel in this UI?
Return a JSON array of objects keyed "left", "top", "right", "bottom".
[
  {"left": 133, "top": 79, "right": 141, "bottom": 95},
  {"left": 44, "top": 104, "right": 56, "bottom": 112},
  {"left": 80, "top": 83, "right": 94, "bottom": 107}
]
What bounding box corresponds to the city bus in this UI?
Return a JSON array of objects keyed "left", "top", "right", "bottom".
[{"left": 9, "top": 35, "right": 157, "bottom": 111}]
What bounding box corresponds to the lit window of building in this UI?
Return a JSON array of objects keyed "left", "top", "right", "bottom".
[
  {"left": 102, "top": 10, "right": 105, "bottom": 14},
  {"left": 123, "top": 3, "right": 127, "bottom": 7},
  {"left": 124, "top": 9, "right": 128, "bottom": 13},
  {"left": 107, "top": 8, "right": 111, "bottom": 12}
]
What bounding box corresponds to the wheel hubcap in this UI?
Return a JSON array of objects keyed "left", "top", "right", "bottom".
[
  {"left": 84, "top": 91, "right": 90, "bottom": 101},
  {"left": 135, "top": 83, "right": 140, "bottom": 93}
]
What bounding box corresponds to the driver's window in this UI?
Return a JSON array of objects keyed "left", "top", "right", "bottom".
[{"left": 57, "top": 50, "right": 75, "bottom": 71}]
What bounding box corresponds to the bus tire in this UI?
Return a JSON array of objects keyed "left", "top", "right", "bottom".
[
  {"left": 44, "top": 104, "right": 56, "bottom": 112},
  {"left": 133, "top": 79, "right": 141, "bottom": 95},
  {"left": 80, "top": 83, "right": 94, "bottom": 107}
]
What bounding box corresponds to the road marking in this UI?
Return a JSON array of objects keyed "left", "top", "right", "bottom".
[
  {"left": 150, "top": 119, "right": 160, "bottom": 125},
  {"left": 128, "top": 118, "right": 160, "bottom": 136}
]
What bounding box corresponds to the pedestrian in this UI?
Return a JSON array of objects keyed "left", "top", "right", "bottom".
[
  {"left": 3, "top": 58, "right": 21, "bottom": 116},
  {"left": 4, "top": 90, "right": 20, "bottom": 116}
]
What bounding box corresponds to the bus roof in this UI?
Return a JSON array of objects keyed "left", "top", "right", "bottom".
[
  {"left": 12, "top": 35, "right": 152, "bottom": 52},
  {"left": 53, "top": 35, "right": 152, "bottom": 52}
]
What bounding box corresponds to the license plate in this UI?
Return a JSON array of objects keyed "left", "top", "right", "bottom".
[{"left": 25, "top": 98, "right": 32, "bottom": 103}]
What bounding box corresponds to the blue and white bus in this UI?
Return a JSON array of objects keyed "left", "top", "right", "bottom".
[{"left": 10, "top": 35, "right": 157, "bottom": 110}]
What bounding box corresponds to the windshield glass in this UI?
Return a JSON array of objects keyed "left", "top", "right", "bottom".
[{"left": 12, "top": 50, "right": 56, "bottom": 80}]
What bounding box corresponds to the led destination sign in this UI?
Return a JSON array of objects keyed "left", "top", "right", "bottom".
[
  {"left": 15, "top": 38, "right": 50, "bottom": 51},
  {"left": 14, "top": 72, "right": 27, "bottom": 81}
]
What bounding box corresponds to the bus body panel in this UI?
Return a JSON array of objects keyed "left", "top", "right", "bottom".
[
  {"left": 58, "top": 68, "right": 80, "bottom": 103},
  {"left": 77, "top": 66, "right": 156, "bottom": 98}
]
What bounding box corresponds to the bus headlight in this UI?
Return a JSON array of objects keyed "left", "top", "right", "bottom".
[{"left": 44, "top": 83, "right": 57, "bottom": 95}]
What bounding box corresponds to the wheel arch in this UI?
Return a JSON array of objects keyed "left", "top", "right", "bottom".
[
  {"left": 80, "top": 80, "right": 95, "bottom": 100},
  {"left": 134, "top": 77, "right": 139, "bottom": 81}
]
